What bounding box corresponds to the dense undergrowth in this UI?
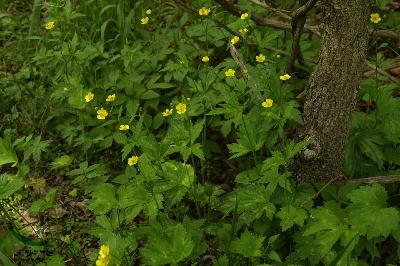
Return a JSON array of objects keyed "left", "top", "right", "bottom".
[{"left": 1, "top": 0, "right": 400, "bottom": 265}]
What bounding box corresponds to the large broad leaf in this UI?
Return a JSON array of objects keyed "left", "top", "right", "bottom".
[
  {"left": 0, "top": 174, "right": 24, "bottom": 200},
  {"left": 0, "top": 138, "right": 18, "bottom": 167},
  {"left": 230, "top": 230, "right": 265, "bottom": 257},
  {"left": 219, "top": 185, "right": 276, "bottom": 223},
  {"left": 140, "top": 223, "right": 194, "bottom": 265},
  {"left": 87, "top": 183, "right": 117, "bottom": 215},
  {"left": 346, "top": 184, "right": 400, "bottom": 239},
  {"left": 276, "top": 205, "right": 307, "bottom": 231},
  {"left": 302, "top": 201, "right": 349, "bottom": 258}
]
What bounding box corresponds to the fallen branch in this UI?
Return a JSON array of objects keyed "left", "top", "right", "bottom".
[{"left": 346, "top": 175, "right": 400, "bottom": 185}]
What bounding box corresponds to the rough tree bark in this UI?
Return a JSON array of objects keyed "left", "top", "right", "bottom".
[{"left": 292, "top": 0, "right": 370, "bottom": 182}]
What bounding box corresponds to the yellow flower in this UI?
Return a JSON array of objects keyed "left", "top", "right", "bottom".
[
  {"left": 97, "top": 108, "right": 108, "bottom": 120},
  {"left": 128, "top": 156, "right": 139, "bottom": 166},
  {"left": 280, "top": 74, "right": 291, "bottom": 81},
  {"left": 106, "top": 94, "right": 116, "bottom": 102},
  {"left": 162, "top": 108, "right": 173, "bottom": 117},
  {"left": 239, "top": 28, "right": 248, "bottom": 35},
  {"left": 225, "top": 69, "right": 235, "bottom": 77},
  {"left": 176, "top": 103, "right": 187, "bottom": 115},
  {"left": 262, "top": 99, "right": 273, "bottom": 108},
  {"left": 141, "top": 17, "right": 149, "bottom": 25},
  {"left": 96, "top": 245, "right": 110, "bottom": 266},
  {"left": 44, "top": 21, "right": 55, "bottom": 30},
  {"left": 99, "top": 245, "right": 109, "bottom": 259},
  {"left": 370, "top": 13, "right": 381, "bottom": 24},
  {"left": 256, "top": 54, "right": 266, "bottom": 63},
  {"left": 119, "top": 124, "right": 129, "bottom": 131},
  {"left": 199, "top": 7, "right": 211, "bottom": 16},
  {"left": 85, "top": 92, "right": 94, "bottom": 102},
  {"left": 146, "top": 9, "right": 152, "bottom": 15},
  {"left": 240, "top": 13, "right": 249, "bottom": 20},
  {"left": 202, "top": 56, "right": 209, "bottom": 62},
  {"left": 231, "top": 36, "right": 240, "bottom": 45}
]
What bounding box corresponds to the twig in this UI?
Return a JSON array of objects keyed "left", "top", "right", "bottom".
[
  {"left": 229, "top": 44, "right": 250, "bottom": 79},
  {"left": 370, "top": 29, "right": 400, "bottom": 48},
  {"left": 291, "top": 0, "right": 318, "bottom": 21},
  {"left": 248, "top": 0, "right": 291, "bottom": 21},
  {"left": 213, "top": 0, "right": 321, "bottom": 36},
  {"left": 286, "top": 0, "right": 318, "bottom": 73},
  {"left": 346, "top": 175, "right": 400, "bottom": 185},
  {"left": 364, "top": 60, "right": 400, "bottom": 83}
]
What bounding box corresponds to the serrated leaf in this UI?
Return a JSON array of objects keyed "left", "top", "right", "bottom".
[
  {"left": 303, "top": 201, "right": 349, "bottom": 257},
  {"left": 284, "top": 140, "right": 311, "bottom": 161},
  {"left": 219, "top": 185, "right": 276, "bottom": 223},
  {"left": 0, "top": 174, "right": 24, "bottom": 200},
  {"left": 50, "top": 155, "right": 72, "bottom": 170},
  {"left": 276, "top": 205, "right": 307, "bottom": 231},
  {"left": 230, "top": 230, "right": 265, "bottom": 257},
  {"left": 346, "top": 184, "right": 400, "bottom": 239},
  {"left": 0, "top": 138, "right": 18, "bottom": 167},
  {"left": 140, "top": 224, "right": 193, "bottom": 265},
  {"left": 87, "top": 183, "right": 117, "bottom": 215}
]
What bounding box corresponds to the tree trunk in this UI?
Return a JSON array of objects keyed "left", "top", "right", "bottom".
[{"left": 293, "top": 0, "right": 370, "bottom": 182}]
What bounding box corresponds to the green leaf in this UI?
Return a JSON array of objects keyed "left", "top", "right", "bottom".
[
  {"left": 276, "top": 205, "right": 307, "bottom": 231},
  {"left": 126, "top": 99, "right": 139, "bottom": 116},
  {"left": 0, "top": 174, "right": 24, "bottom": 200},
  {"left": 0, "top": 138, "right": 18, "bottom": 167},
  {"left": 346, "top": 184, "right": 400, "bottom": 239},
  {"left": 0, "top": 250, "right": 15, "bottom": 266},
  {"left": 87, "top": 183, "right": 117, "bottom": 215},
  {"left": 140, "top": 223, "right": 194, "bottom": 265},
  {"left": 284, "top": 140, "right": 311, "bottom": 161},
  {"left": 50, "top": 155, "right": 72, "bottom": 170},
  {"left": 219, "top": 185, "right": 276, "bottom": 223},
  {"left": 148, "top": 82, "right": 176, "bottom": 89},
  {"left": 227, "top": 142, "right": 251, "bottom": 159},
  {"left": 358, "top": 134, "right": 384, "bottom": 169},
  {"left": 230, "top": 230, "right": 265, "bottom": 257},
  {"left": 303, "top": 201, "right": 349, "bottom": 257},
  {"left": 23, "top": 136, "right": 51, "bottom": 165},
  {"left": 141, "top": 90, "right": 160, "bottom": 99}
]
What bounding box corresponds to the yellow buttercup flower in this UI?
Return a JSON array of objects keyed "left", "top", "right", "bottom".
[
  {"left": 240, "top": 13, "right": 249, "bottom": 20},
  {"left": 176, "top": 103, "right": 187, "bottom": 115},
  {"left": 202, "top": 56, "right": 209, "bottom": 62},
  {"left": 44, "top": 21, "right": 55, "bottom": 30},
  {"left": 141, "top": 17, "right": 149, "bottom": 24},
  {"left": 370, "top": 13, "right": 381, "bottom": 24},
  {"left": 96, "top": 108, "right": 108, "bottom": 120},
  {"left": 225, "top": 69, "right": 235, "bottom": 77},
  {"left": 256, "top": 54, "right": 266, "bottom": 63},
  {"left": 85, "top": 92, "right": 94, "bottom": 102},
  {"left": 128, "top": 156, "right": 139, "bottom": 166},
  {"left": 199, "top": 7, "right": 211, "bottom": 16},
  {"left": 231, "top": 36, "right": 240, "bottom": 45},
  {"left": 280, "top": 74, "right": 291, "bottom": 81},
  {"left": 106, "top": 94, "right": 116, "bottom": 102},
  {"left": 96, "top": 245, "right": 110, "bottom": 266},
  {"left": 146, "top": 9, "right": 152, "bottom": 15},
  {"left": 162, "top": 108, "right": 173, "bottom": 117},
  {"left": 239, "top": 28, "right": 248, "bottom": 35},
  {"left": 119, "top": 124, "right": 129, "bottom": 131},
  {"left": 262, "top": 99, "right": 273, "bottom": 108}
]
